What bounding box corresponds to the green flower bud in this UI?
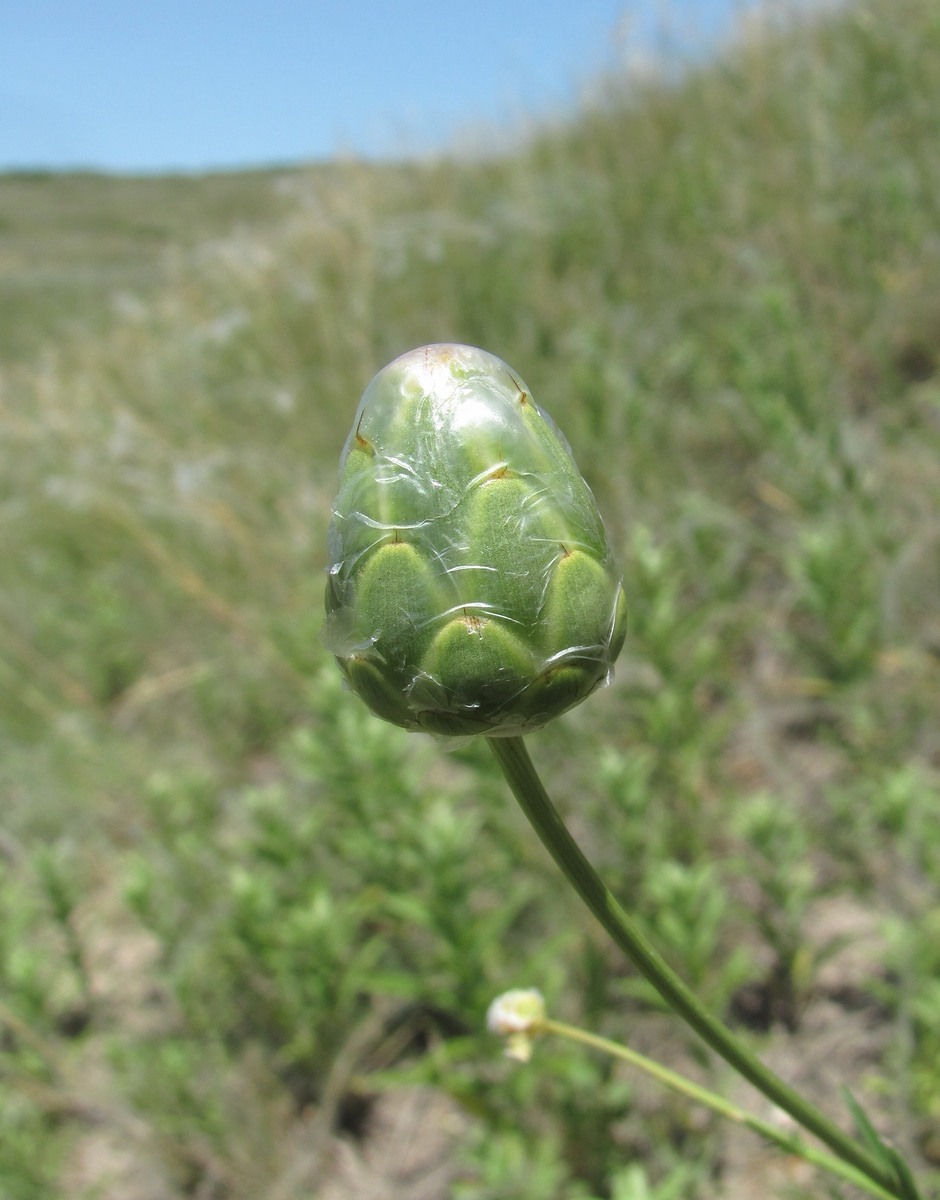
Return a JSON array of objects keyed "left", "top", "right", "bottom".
[{"left": 325, "top": 344, "right": 626, "bottom": 737}]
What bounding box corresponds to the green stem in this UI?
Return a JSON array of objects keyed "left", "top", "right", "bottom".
[
  {"left": 540, "top": 1018, "right": 897, "bottom": 1200},
  {"left": 487, "top": 734, "right": 902, "bottom": 1198}
]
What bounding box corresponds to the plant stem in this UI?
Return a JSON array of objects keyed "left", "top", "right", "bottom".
[
  {"left": 540, "top": 1017, "right": 898, "bottom": 1200},
  {"left": 486, "top": 734, "right": 902, "bottom": 1198}
]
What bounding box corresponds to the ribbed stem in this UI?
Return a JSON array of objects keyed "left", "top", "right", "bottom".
[{"left": 487, "top": 734, "right": 903, "bottom": 1197}]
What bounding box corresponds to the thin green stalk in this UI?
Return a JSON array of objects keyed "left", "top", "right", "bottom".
[
  {"left": 540, "top": 1017, "right": 898, "bottom": 1200},
  {"left": 487, "top": 734, "right": 903, "bottom": 1198}
]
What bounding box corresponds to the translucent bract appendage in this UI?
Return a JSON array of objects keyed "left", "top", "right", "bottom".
[{"left": 325, "top": 344, "right": 626, "bottom": 737}]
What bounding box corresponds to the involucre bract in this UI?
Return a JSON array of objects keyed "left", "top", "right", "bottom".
[{"left": 325, "top": 344, "right": 626, "bottom": 737}]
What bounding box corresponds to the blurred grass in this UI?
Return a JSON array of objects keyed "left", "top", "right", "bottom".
[
  {"left": 2, "top": 0, "right": 940, "bottom": 1196},
  {"left": 0, "top": 168, "right": 299, "bottom": 362}
]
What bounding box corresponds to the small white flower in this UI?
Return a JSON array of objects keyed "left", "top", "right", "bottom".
[
  {"left": 486, "top": 988, "right": 546, "bottom": 1035},
  {"left": 486, "top": 989, "right": 546, "bottom": 1061}
]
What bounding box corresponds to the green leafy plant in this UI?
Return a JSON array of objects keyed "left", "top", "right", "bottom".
[{"left": 326, "top": 344, "right": 924, "bottom": 1200}]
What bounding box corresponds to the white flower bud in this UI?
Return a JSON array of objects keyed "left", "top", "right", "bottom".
[{"left": 486, "top": 988, "right": 546, "bottom": 1061}]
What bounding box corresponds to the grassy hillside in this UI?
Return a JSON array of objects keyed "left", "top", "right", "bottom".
[
  {"left": 2, "top": 1, "right": 940, "bottom": 1196},
  {"left": 0, "top": 168, "right": 299, "bottom": 362}
]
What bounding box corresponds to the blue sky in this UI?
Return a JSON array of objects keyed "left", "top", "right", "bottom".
[{"left": 2, "top": 1, "right": 753, "bottom": 174}]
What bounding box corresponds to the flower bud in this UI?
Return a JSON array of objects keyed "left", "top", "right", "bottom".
[
  {"left": 325, "top": 344, "right": 626, "bottom": 737},
  {"left": 486, "top": 988, "right": 546, "bottom": 1061}
]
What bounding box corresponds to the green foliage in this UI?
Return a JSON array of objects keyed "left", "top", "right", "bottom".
[
  {"left": 0, "top": 858, "right": 79, "bottom": 1200},
  {"left": 786, "top": 515, "right": 884, "bottom": 682},
  {"left": 608, "top": 1163, "right": 707, "bottom": 1200},
  {"left": 3, "top": 0, "right": 940, "bottom": 1193},
  {"left": 0, "top": 1094, "right": 63, "bottom": 1200}
]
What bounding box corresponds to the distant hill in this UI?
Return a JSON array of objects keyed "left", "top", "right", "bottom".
[{"left": 0, "top": 167, "right": 304, "bottom": 361}]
